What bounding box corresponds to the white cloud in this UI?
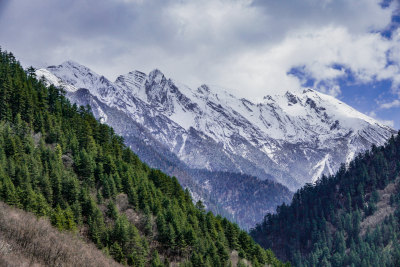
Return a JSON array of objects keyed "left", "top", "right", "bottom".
[
  {"left": 203, "top": 25, "right": 400, "bottom": 100},
  {"left": 379, "top": 99, "right": 400, "bottom": 109},
  {"left": 319, "top": 85, "right": 342, "bottom": 98},
  {"left": 367, "top": 111, "right": 395, "bottom": 127}
]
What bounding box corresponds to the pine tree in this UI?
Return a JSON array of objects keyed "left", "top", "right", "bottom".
[
  {"left": 151, "top": 250, "right": 163, "bottom": 267},
  {"left": 110, "top": 242, "right": 125, "bottom": 263},
  {"left": 107, "top": 200, "right": 119, "bottom": 220},
  {"left": 51, "top": 205, "right": 67, "bottom": 230}
]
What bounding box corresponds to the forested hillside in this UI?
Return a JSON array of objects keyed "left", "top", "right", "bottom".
[
  {"left": 0, "top": 48, "right": 287, "bottom": 266},
  {"left": 251, "top": 131, "right": 400, "bottom": 266},
  {"left": 0, "top": 201, "right": 123, "bottom": 266}
]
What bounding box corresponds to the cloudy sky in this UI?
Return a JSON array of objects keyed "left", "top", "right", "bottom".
[{"left": 1, "top": 0, "right": 400, "bottom": 128}]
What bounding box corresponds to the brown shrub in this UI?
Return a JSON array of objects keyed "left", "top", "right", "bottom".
[{"left": 0, "top": 202, "right": 122, "bottom": 267}]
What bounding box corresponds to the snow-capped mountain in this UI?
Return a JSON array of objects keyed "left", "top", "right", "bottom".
[
  {"left": 35, "top": 61, "right": 396, "bottom": 228},
  {"left": 36, "top": 62, "right": 293, "bottom": 229},
  {"left": 37, "top": 61, "right": 395, "bottom": 191}
]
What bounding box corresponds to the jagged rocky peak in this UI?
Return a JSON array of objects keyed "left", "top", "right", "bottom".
[
  {"left": 197, "top": 84, "right": 211, "bottom": 95},
  {"left": 61, "top": 60, "right": 84, "bottom": 67},
  {"left": 119, "top": 70, "right": 147, "bottom": 82},
  {"left": 143, "top": 69, "right": 183, "bottom": 113},
  {"left": 45, "top": 60, "right": 115, "bottom": 95},
  {"left": 263, "top": 95, "right": 275, "bottom": 102},
  {"left": 115, "top": 70, "right": 147, "bottom": 93},
  {"left": 144, "top": 69, "right": 191, "bottom": 111},
  {"left": 45, "top": 60, "right": 95, "bottom": 89},
  {"left": 115, "top": 75, "right": 125, "bottom": 84},
  {"left": 49, "top": 60, "right": 91, "bottom": 75},
  {"left": 145, "top": 69, "right": 168, "bottom": 101},
  {"left": 132, "top": 70, "right": 147, "bottom": 83},
  {"left": 241, "top": 98, "right": 255, "bottom": 106},
  {"left": 302, "top": 88, "right": 315, "bottom": 94},
  {"left": 285, "top": 91, "right": 298, "bottom": 105},
  {"left": 148, "top": 69, "right": 166, "bottom": 84}
]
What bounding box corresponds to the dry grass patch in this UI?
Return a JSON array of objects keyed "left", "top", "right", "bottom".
[{"left": 0, "top": 201, "right": 122, "bottom": 267}]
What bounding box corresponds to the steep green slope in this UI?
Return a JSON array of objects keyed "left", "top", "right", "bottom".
[
  {"left": 251, "top": 132, "right": 400, "bottom": 266},
  {"left": 0, "top": 48, "right": 287, "bottom": 266}
]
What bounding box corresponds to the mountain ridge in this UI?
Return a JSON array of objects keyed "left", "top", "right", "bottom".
[
  {"left": 37, "top": 61, "right": 395, "bottom": 189},
  {"left": 37, "top": 63, "right": 295, "bottom": 229},
  {"left": 36, "top": 61, "right": 395, "bottom": 229}
]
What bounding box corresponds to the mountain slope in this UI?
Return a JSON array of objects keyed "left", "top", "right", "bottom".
[
  {"left": 36, "top": 64, "right": 293, "bottom": 230},
  {"left": 0, "top": 201, "right": 122, "bottom": 267},
  {"left": 54, "top": 86, "right": 237, "bottom": 222},
  {"left": 37, "top": 61, "right": 395, "bottom": 192},
  {"left": 250, "top": 133, "right": 400, "bottom": 266},
  {"left": 189, "top": 169, "right": 294, "bottom": 229},
  {"left": 0, "top": 49, "right": 286, "bottom": 266}
]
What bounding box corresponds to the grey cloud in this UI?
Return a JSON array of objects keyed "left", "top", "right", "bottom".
[
  {"left": 0, "top": 0, "right": 179, "bottom": 71},
  {"left": 0, "top": 0, "right": 398, "bottom": 97},
  {"left": 251, "top": 0, "right": 394, "bottom": 33}
]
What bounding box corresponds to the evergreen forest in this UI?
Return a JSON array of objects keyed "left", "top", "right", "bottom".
[
  {"left": 0, "top": 48, "right": 287, "bottom": 267},
  {"left": 251, "top": 130, "right": 400, "bottom": 266}
]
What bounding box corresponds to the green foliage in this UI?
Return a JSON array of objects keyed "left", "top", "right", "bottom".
[
  {"left": 150, "top": 250, "right": 163, "bottom": 267},
  {"left": 107, "top": 200, "right": 119, "bottom": 220},
  {"left": 251, "top": 132, "right": 400, "bottom": 266},
  {"left": 0, "top": 49, "right": 286, "bottom": 266}
]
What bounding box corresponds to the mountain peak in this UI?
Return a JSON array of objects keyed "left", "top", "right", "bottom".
[
  {"left": 197, "top": 84, "right": 211, "bottom": 95},
  {"left": 115, "top": 70, "right": 147, "bottom": 95},
  {"left": 285, "top": 91, "right": 299, "bottom": 105},
  {"left": 44, "top": 61, "right": 117, "bottom": 100},
  {"left": 47, "top": 60, "right": 96, "bottom": 81},
  {"left": 51, "top": 60, "right": 91, "bottom": 72},
  {"left": 302, "top": 88, "right": 316, "bottom": 94},
  {"left": 62, "top": 60, "right": 81, "bottom": 66},
  {"left": 148, "top": 69, "right": 166, "bottom": 84},
  {"left": 263, "top": 95, "right": 275, "bottom": 102}
]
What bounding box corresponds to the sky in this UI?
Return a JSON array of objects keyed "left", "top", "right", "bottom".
[{"left": 0, "top": 0, "right": 400, "bottom": 129}]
